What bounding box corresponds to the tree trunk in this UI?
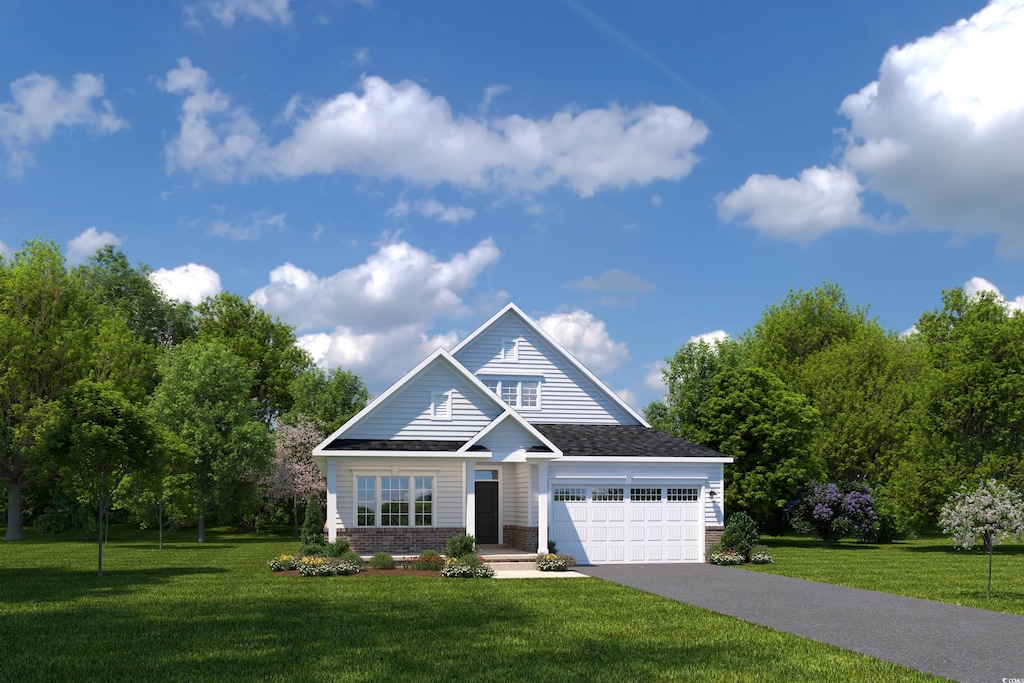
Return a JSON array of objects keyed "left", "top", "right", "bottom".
[
  {"left": 986, "top": 531, "right": 993, "bottom": 600},
  {"left": 97, "top": 504, "right": 104, "bottom": 577},
  {"left": 5, "top": 480, "right": 25, "bottom": 541},
  {"left": 198, "top": 514, "right": 205, "bottom": 543},
  {"left": 157, "top": 503, "right": 164, "bottom": 550},
  {"left": 293, "top": 495, "right": 299, "bottom": 540}
]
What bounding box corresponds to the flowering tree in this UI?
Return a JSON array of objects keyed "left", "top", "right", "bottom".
[
  {"left": 939, "top": 479, "right": 1024, "bottom": 599},
  {"left": 786, "top": 480, "right": 878, "bottom": 547},
  {"left": 268, "top": 420, "right": 326, "bottom": 538}
]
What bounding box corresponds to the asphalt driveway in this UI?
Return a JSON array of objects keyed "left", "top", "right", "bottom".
[{"left": 579, "top": 563, "right": 1024, "bottom": 683}]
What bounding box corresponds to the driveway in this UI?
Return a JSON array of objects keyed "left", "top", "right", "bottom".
[{"left": 579, "top": 563, "right": 1024, "bottom": 683}]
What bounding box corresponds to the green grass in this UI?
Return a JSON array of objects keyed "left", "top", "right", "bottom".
[
  {"left": 744, "top": 534, "right": 1024, "bottom": 615},
  {"left": 0, "top": 526, "right": 944, "bottom": 682}
]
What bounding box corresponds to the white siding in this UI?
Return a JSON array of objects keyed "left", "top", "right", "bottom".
[
  {"left": 477, "top": 417, "right": 543, "bottom": 462},
  {"left": 332, "top": 457, "right": 466, "bottom": 529},
  {"left": 453, "top": 314, "right": 638, "bottom": 425},
  {"left": 346, "top": 363, "right": 501, "bottom": 440},
  {"left": 502, "top": 462, "right": 530, "bottom": 526}
]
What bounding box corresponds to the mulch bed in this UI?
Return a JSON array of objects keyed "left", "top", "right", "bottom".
[{"left": 272, "top": 568, "right": 441, "bottom": 578}]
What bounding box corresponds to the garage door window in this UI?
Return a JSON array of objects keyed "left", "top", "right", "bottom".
[
  {"left": 593, "top": 487, "right": 624, "bottom": 501},
  {"left": 667, "top": 487, "right": 699, "bottom": 502},
  {"left": 554, "top": 487, "right": 586, "bottom": 501},
  {"left": 630, "top": 488, "right": 662, "bottom": 502}
]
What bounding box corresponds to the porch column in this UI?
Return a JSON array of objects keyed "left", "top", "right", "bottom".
[
  {"left": 537, "top": 460, "right": 549, "bottom": 554},
  {"left": 465, "top": 460, "right": 476, "bottom": 537},
  {"left": 326, "top": 459, "right": 338, "bottom": 543}
]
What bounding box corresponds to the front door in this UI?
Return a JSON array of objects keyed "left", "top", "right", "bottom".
[{"left": 475, "top": 481, "right": 499, "bottom": 544}]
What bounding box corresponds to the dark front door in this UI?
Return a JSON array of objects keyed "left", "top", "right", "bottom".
[{"left": 475, "top": 481, "right": 499, "bottom": 544}]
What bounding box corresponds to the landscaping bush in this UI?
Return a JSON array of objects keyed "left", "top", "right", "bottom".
[
  {"left": 339, "top": 550, "right": 363, "bottom": 567},
  {"left": 547, "top": 540, "right": 557, "bottom": 554},
  {"left": 440, "top": 552, "right": 494, "bottom": 578},
  {"left": 298, "top": 540, "right": 326, "bottom": 557},
  {"left": 537, "top": 553, "right": 576, "bottom": 571},
  {"left": 421, "top": 549, "right": 440, "bottom": 558},
  {"left": 864, "top": 487, "right": 914, "bottom": 543},
  {"left": 786, "top": 480, "right": 878, "bottom": 547},
  {"left": 299, "top": 493, "right": 326, "bottom": 552},
  {"left": 445, "top": 533, "right": 476, "bottom": 558},
  {"left": 708, "top": 549, "right": 746, "bottom": 566},
  {"left": 296, "top": 555, "right": 362, "bottom": 577},
  {"left": 749, "top": 545, "right": 774, "bottom": 564},
  {"left": 721, "top": 512, "right": 760, "bottom": 559},
  {"left": 268, "top": 554, "right": 297, "bottom": 571},
  {"left": 324, "top": 539, "right": 351, "bottom": 557},
  {"left": 404, "top": 554, "right": 445, "bottom": 571},
  {"left": 369, "top": 552, "right": 395, "bottom": 569}
]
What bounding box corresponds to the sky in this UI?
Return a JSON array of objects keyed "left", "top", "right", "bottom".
[{"left": 2, "top": 0, "right": 1023, "bottom": 408}]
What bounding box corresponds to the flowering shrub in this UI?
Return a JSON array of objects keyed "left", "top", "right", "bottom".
[
  {"left": 440, "top": 555, "right": 494, "bottom": 579},
  {"left": 404, "top": 555, "right": 446, "bottom": 571},
  {"left": 708, "top": 549, "right": 745, "bottom": 566},
  {"left": 749, "top": 545, "right": 774, "bottom": 564},
  {"left": 296, "top": 555, "right": 362, "bottom": 577},
  {"left": 786, "top": 480, "right": 878, "bottom": 546},
  {"left": 536, "top": 553, "right": 576, "bottom": 571},
  {"left": 268, "top": 554, "right": 297, "bottom": 572}
]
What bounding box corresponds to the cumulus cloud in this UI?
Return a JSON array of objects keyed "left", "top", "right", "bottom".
[
  {"left": 963, "top": 276, "right": 1024, "bottom": 312},
  {"left": 197, "top": 0, "right": 292, "bottom": 27},
  {"left": 689, "top": 329, "right": 730, "bottom": 345},
  {"left": 644, "top": 361, "right": 667, "bottom": 393},
  {"left": 719, "top": 0, "right": 1024, "bottom": 249},
  {"left": 616, "top": 388, "right": 639, "bottom": 410},
  {"left": 418, "top": 199, "right": 475, "bottom": 224},
  {"left": 0, "top": 72, "right": 126, "bottom": 177},
  {"left": 538, "top": 309, "right": 629, "bottom": 375},
  {"left": 159, "top": 60, "right": 710, "bottom": 196},
  {"left": 66, "top": 227, "right": 122, "bottom": 266},
  {"left": 208, "top": 210, "right": 286, "bottom": 240},
  {"left": 149, "top": 263, "right": 223, "bottom": 304},
  {"left": 299, "top": 325, "right": 460, "bottom": 385},
  {"left": 250, "top": 237, "right": 501, "bottom": 331},
  {"left": 716, "top": 166, "right": 867, "bottom": 242},
  {"left": 479, "top": 84, "right": 509, "bottom": 113},
  {"left": 564, "top": 268, "right": 655, "bottom": 293}
]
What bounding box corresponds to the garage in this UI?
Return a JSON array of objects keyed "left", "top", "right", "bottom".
[{"left": 549, "top": 484, "right": 703, "bottom": 564}]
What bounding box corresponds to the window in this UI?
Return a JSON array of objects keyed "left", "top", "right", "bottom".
[
  {"left": 357, "top": 476, "right": 433, "bottom": 527},
  {"left": 554, "top": 487, "right": 586, "bottom": 501},
  {"left": 500, "top": 339, "right": 519, "bottom": 362},
  {"left": 593, "top": 487, "right": 624, "bottom": 501},
  {"left": 667, "top": 487, "right": 699, "bottom": 502},
  {"left": 474, "top": 469, "right": 498, "bottom": 481},
  {"left": 431, "top": 391, "right": 451, "bottom": 421},
  {"left": 483, "top": 378, "right": 541, "bottom": 409},
  {"left": 630, "top": 488, "right": 662, "bottom": 502}
]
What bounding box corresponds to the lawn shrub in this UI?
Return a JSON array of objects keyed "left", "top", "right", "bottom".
[
  {"left": 749, "top": 545, "right": 774, "bottom": 564},
  {"left": 537, "top": 553, "right": 576, "bottom": 571},
  {"left": 339, "top": 550, "right": 363, "bottom": 567},
  {"left": 369, "top": 552, "right": 395, "bottom": 569},
  {"left": 421, "top": 549, "right": 440, "bottom": 558},
  {"left": 297, "top": 555, "right": 362, "bottom": 577},
  {"left": 547, "top": 540, "right": 557, "bottom": 554},
  {"left": 324, "top": 539, "right": 351, "bottom": 557},
  {"left": 268, "top": 554, "right": 297, "bottom": 571},
  {"left": 445, "top": 533, "right": 476, "bottom": 558},
  {"left": 404, "top": 554, "right": 445, "bottom": 571},
  {"left": 786, "top": 480, "right": 878, "bottom": 547},
  {"left": 721, "top": 512, "right": 760, "bottom": 558},
  {"left": 299, "top": 493, "right": 326, "bottom": 552},
  {"left": 708, "top": 549, "right": 746, "bottom": 566},
  {"left": 441, "top": 553, "right": 494, "bottom": 578}
]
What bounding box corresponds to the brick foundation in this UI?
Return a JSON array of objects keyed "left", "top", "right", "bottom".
[
  {"left": 502, "top": 525, "right": 539, "bottom": 552},
  {"left": 334, "top": 527, "right": 465, "bottom": 555},
  {"left": 704, "top": 525, "right": 724, "bottom": 561}
]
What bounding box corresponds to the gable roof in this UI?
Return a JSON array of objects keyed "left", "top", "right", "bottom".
[
  {"left": 532, "top": 424, "right": 732, "bottom": 460},
  {"left": 450, "top": 302, "right": 650, "bottom": 427},
  {"left": 458, "top": 410, "right": 561, "bottom": 457}
]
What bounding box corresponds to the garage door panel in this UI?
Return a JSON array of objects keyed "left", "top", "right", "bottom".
[
  {"left": 609, "top": 507, "right": 624, "bottom": 522},
  {"left": 666, "top": 526, "right": 682, "bottom": 541},
  {"left": 609, "top": 527, "right": 625, "bottom": 542},
  {"left": 647, "top": 527, "right": 662, "bottom": 541},
  {"left": 667, "top": 507, "right": 682, "bottom": 522},
  {"left": 647, "top": 507, "right": 662, "bottom": 522}
]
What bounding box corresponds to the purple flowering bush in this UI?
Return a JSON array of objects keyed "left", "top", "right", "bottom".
[{"left": 786, "top": 481, "right": 878, "bottom": 546}]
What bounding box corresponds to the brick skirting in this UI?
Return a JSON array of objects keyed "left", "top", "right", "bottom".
[
  {"left": 502, "top": 525, "right": 539, "bottom": 552},
  {"left": 704, "top": 525, "right": 724, "bottom": 560},
  {"left": 334, "top": 527, "right": 465, "bottom": 555}
]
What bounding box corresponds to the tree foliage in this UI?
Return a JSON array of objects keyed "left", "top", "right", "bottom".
[
  {"left": 786, "top": 480, "right": 878, "bottom": 547},
  {"left": 268, "top": 420, "right": 326, "bottom": 538},
  {"left": 283, "top": 367, "right": 371, "bottom": 434}
]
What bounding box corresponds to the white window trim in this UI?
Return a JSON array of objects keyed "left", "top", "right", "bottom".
[
  {"left": 430, "top": 391, "right": 452, "bottom": 421},
  {"left": 500, "top": 339, "right": 519, "bottom": 363},
  {"left": 482, "top": 378, "right": 542, "bottom": 410},
  {"left": 353, "top": 474, "right": 436, "bottom": 528}
]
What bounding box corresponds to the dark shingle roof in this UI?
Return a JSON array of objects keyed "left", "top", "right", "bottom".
[
  {"left": 323, "top": 439, "right": 467, "bottom": 452},
  {"left": 533, "top": 424, "right": 727, "bottom": 458}
]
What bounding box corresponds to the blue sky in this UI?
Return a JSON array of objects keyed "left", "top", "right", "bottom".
[{"left": 2, "top": 0, "right": 1022, "bottom": 407}]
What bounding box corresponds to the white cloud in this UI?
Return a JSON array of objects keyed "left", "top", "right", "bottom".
[
  {"left": 650, "top": 193, "right": 662, "bottom": 207},
  {"left": 418, "top": 199, "right": 475, "bottom": 224},
  {"left": 480, "top": 84, "right": 509, "bottom": 113},
  {"left": 250, "top": 237, "right": 501, "bottom": 331},
  {"left": 564, "top": 268, "right": 654, "bottom": 293},
  {"left": 644, "top": 361, "right": 667, "bottom": 393},
  {"left": 0, "top": 72, "right": 126, "bottom": 177},
  {"left": 299, "top": 325, "right": 460, "bottom": 385},
  {"left": 963, "top": 276, "right": 1024, "bottom": 312},
  {"left": 203, "top": 0, "right": 292, "bottom": 26},
  {"left": 386, "top": 196, "right": 410, "bottom": 218},
  {"left": 538, "top": 309, "right": 629, "bottom": 375},
  {"left": 149, "top": 263, "right": 223, "bottom": 304},
  {"left": 208, "top": 210, "right": 286, "bottom": 240},
  {"left": 0, "top": 240, "right": 10, "bottom": 257},
  {"left": 716, "top": 166, "right": 867, "bottom": 242},
  {"left": 160, "top": 61, "right": 710, "bottom": 196},
  {"left": 719, "top": 1, "right": 1024, "bottom": 249},
  {"left": 689, "top": 329, "right": 730, "bottom": 345},
  {"left": 353, "top": 47, "right": 372, "bottom": 68},
  {"left": 616, "top": 388, "right": 639, "bottom": 410},
  {"left": 66, "top": 227, "right": 122, "bottom": 266}
]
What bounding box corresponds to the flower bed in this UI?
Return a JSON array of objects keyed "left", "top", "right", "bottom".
[{"left": 537, "top": 553, "right": 576, "bottom": 572}]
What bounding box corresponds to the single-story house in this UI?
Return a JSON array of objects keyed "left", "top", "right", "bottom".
[{"left": 312, "top": 303, "right": 732, "bottom": 564}]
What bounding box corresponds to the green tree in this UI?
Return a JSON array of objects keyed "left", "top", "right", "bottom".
[
  {"left": 196, "top": 293, "right": 311, "bottom": 424},
  {"left": 46, "top": 380, "right": 159, "bottom": 575},
  {"left": 699, "top": 367, "right": 822, "bottom": 531},
  {"left": 282, "top": 367, "right": 370, "bottom": 434},
  {"left": 150, "top": 339, "right": 274, "bottom": 542}
]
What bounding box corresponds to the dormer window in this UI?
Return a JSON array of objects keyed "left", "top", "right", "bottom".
[
  {"left": 482, "top": 378, "right": 540, "bottom": 410},
  {"left": 500, "top": 339, "right": 519, "bottom": 363},
  {"left": 431, "top": 391, "right": 452, "bottom": 421}
]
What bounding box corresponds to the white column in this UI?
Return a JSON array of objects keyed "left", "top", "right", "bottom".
[
  {"left": 465, "top": 460, "right": 476, "bottom": 538},
  {"left": 537, "top": 460, "right": 549, "bottom": 554},
  {"left": 326, "top": 459, "right": 338, "bottom": 543}
]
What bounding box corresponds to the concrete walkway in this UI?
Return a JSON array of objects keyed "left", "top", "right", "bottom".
[{"left": 579, "top": 564, "right": 1024, "bottom": 683}]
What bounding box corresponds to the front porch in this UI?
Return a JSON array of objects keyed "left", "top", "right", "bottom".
[{"left": 477, "top": 544, "right": 540, "bottom": 571}]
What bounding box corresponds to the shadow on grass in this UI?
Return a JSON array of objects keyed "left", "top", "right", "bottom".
[
  {"left": 902, "top": 543, "right": 1024, "bottom": 555},
  {"left": 763, "top": 537, "right": 881, "bottom": 551},
  {"left": 0, "top": 566, "right": 228, "bottom": 604}
]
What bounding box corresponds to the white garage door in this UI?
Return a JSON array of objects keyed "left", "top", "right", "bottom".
[{"left": 550, "top": 485, "right": 702, "bottom": 564}]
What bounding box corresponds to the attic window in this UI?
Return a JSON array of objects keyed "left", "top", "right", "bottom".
[
  {"left": 483, "top": 378, "right": 541, "bottom": 410},
  {"left": 431, "top": 392, "right": 452, "bottom": 421},
  {"left": 500, "top": 339, "right": 519, "bottom": 362}
]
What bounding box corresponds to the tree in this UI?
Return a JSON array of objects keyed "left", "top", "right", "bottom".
[
  {"left": 268, "top": 420, "right": 326, "bottom": 538},
  {"left": 939, "top": 479, "right": 1024, "bottom": 599},
  {"left": 46, "top": 380, "right": 159, "bottom": 575},
  {"left": 785, "top": 480, "right": 878, "bottom": 547},
  {"left": 282, "top": 367, "right": 370, "bottom": 434},
  {"left": 699, "top": 367, "right": 822, "bottom": 531},
  {"left": 150, "top": 339, "right": 274, "bottom": 542},
  {"left": 196, "top": 293, "right": 311, "bottom": 425}
]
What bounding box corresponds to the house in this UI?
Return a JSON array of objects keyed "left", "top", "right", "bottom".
[{"left": 311, "top": 303, "right": 732, "bottom": 564}]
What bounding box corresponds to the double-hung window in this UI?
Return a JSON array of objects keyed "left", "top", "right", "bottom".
[{"left": 356, "top": 476, "right": 433, "bottom": 527}]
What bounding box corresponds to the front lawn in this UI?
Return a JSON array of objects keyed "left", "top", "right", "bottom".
[
  {"left": 744, "top": 535, "right": 1024, "bottom": 615},
  {"left": 0, "top": 526, "right": 944, "bottom": 682}
]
